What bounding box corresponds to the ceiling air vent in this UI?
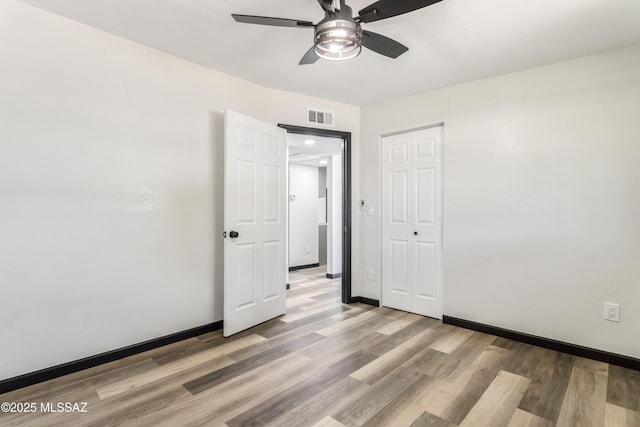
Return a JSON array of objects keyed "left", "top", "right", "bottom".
[{"left": 307, "top": 108, "right": 333, "bottom": 126}]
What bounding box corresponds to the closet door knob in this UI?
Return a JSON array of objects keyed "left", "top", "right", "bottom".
[
  {"left": 414, "top": 231, "right": 418, "bottom": 236},
  {"left": 230, "top": 231, "right": 239, "bottom": 238}
]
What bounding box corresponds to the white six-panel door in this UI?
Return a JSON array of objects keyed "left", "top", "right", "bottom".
[
  {"left": 224, "top": 110, "right": 287, "bottom": 336},
  {"left": 381, "top": 126, "right": 443, "bottom": 318}
]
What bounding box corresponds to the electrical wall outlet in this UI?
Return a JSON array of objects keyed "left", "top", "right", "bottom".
[{"left": 604, "top": 302, "right": 620, "bottom": 322}]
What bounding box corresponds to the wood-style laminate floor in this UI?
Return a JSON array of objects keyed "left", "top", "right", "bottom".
[{"left": 2, "top": 266, "right": 639, "bottom": 426}]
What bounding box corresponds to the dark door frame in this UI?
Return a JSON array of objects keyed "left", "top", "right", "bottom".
[{"left": 278, "top": 124, "right": 352, "bottom": 304}]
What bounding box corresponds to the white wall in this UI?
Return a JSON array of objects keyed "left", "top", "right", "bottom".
[
  {"left": 288, "top": 164, "right": 319, "bottom": 267},
  {"left": 318, "top": 167, "right": 327, "bottom": 266},
  {"left": 0, "top": 0, "right": 360, "bottom": 381},
  {"left": 359, "top": 45, "right": 640, "bottom": 358},
  {"left": 327, "top": 154, "right": 343, "bottom": 276}
]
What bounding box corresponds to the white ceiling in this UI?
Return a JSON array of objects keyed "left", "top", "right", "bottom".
[
  {"left": 21, "top": 0, "right": 640, "bottom": 106},
  {"left": 288, "top": 133, "right": 342, "bottom": 166}
]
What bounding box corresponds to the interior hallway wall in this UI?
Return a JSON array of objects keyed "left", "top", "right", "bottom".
[
  {"left": 288, "top": 164, "right": 320, "bottom": 268},
  {"left": 318, "top": 166, "right": 327, "bottom": 266}
]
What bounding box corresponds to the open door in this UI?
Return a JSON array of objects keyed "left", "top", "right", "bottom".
[{"left": 224, "top": 110, "right": 287, "bottom": 336}]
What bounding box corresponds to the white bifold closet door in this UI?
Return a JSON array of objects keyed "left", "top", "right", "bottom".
[{"left": 381, "top": 125, "right": 443, "bottom": 318}]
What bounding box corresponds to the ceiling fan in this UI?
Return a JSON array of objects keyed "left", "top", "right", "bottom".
[{"left": 232, "top": 0, "right": 442, "bottom": 64}]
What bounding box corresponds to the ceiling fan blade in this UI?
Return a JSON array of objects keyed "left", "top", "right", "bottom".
[
  {"left": 361, "top": 30, "right": 408, "bottom": 58},
  {"left": 356, "top": 0, "right": 442, "bottom": 23},
  {"left": 232, "top": 14, "right": 314, "bottom": 28},
  {"left": 299, "top": 46, "right": 320, "bottom": 65}
]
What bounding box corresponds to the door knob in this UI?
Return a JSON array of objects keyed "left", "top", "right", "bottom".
[
  {"left": 414, "top": 231, "right": 418, "bottom": 236},
  {"left": 230, "top": 231, "right": 239, "bottom": 238}
]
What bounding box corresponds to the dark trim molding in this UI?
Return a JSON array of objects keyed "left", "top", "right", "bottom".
[
  {"left": 326, "top": 273, "right": 342, "bottom": 279},
  {"left": 278, "top": 124, "right": 352, "bottom": 305},
  {"left": 443, "top": 316, "right": 640, "bottom": 371},
  {"left": 289, "top": 263, "right": 320, "bottom": 271},
  {"left": 350, "top": 297, "right": 380, "bottom": 307},
  {"left": 0, "top": 321, "right": 223, "bottom": 395}
]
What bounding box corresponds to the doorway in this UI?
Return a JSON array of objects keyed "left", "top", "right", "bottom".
[
  {"left": 279, "top": 124, "right": 352, "bottom": 304},
  {"left": 287, "top": 134, "right": 342, "bottom": 281}
]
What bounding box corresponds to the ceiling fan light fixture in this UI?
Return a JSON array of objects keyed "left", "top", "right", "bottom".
[{"left": 314, "top": 19, "right": 362, "bottom": 61}]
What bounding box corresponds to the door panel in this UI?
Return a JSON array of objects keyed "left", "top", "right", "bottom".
[
  {"left": 263, "top": 241, "right": 281, "bottom": 301},
  {"left": 416, "top": 167, "right": 435, "bottom": 224},
  {"left": 263, "top": 165, "right": 280, "bottom": 223},
  {"left": 390, "top": 239, "right": 409, "bottom": 295},
  {"left": 414, "top": 241, "right": 436, "bottom": 300},
  {"left": 382, "top": 126, "right": 443, "bottom": 318},
  {"left": 235, "top": 243, "right": 257, "bottom": 309},
  {"left": 390, "top": 142, "right": 408, "bottom": 161},
  {"left": 416, "top": 136, "right": 435, "bottom": 158},
  {"left": 236, "top": 160, "right": 256, "bottom": 224},
  {"left": 390, "top": 171, "right": 408, "bottom": 224},
  {"left": 224, "top": 110, "right": 287, "bottom": 336}
]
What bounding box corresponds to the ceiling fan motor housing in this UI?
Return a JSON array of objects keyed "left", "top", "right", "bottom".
[{"left": 314, "top": 18, "right": 363, "bottom": 61}]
